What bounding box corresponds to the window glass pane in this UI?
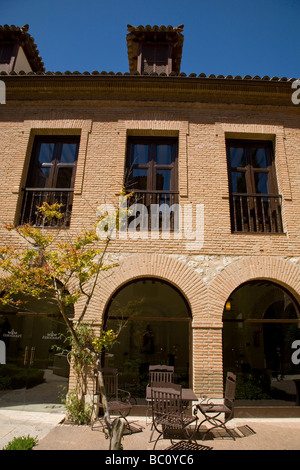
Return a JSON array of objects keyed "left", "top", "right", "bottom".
[
  {"left": 60, "top": 143, "right": 78, "bottom": 164},
  {"left": 156, "top": 144, "right": 172, "bottom": 165},
  {"left": 251, "top": 147, "right": 268, "bottom": 168},
  {"left": 35, "top": 167, "right": 51, "bottom": 187},
  {"left": 38, "top": 143, "right": 55, "bottom": 164},
  {"left": 229, "top": 147, "right": 246, "bottom": 167},
  {"left": 131, "top": 169, "right": 148, "bottom": 190},
  {"left": 156, "top": 169, "right": 171, "bottom": 191},
  {"left": 254, "top": 172, "right": 269, "bottom": 194},
  {"left": 133, "top": 144, "right": 149, "bottom": 165},
  {"left": 231, "top": 171, "right": 247, "bottom": 193},
  {"left": 56, "top": 167, "right": 73, "bottom": 188}
]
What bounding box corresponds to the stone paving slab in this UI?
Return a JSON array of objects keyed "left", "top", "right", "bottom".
[{"left": 0, "top": 410, "right": 65, "bottom": 449}]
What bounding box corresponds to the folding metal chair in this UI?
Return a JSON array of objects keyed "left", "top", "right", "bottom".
[
  {"left": 92, "top": 368, "right": 133, "bottom": 437},
  {"left": 196, "top": 371, "right": 237, "bottom": 440}
]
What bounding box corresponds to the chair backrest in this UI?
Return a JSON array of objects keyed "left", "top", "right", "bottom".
[
  {"left": 149, "top": 365, "right": 174, "bottom": 385},
  {"left": 151, "top": 382, "right": 181, "bottom": 392},
  {"left": 224, "top": 372, "right": 236, "bottom": 417},
  {"left": 151, "top": 384, "right": 182, "bottom": 417},
  {"left": 101, "top": 367, "right": 119, "bottom": 400}
]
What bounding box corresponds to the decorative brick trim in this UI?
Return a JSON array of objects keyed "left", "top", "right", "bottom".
[
  {"left": 85, "top": 252, "right": 207, "bottom": 327},
  {"left": 208, "top": 255, "right": 300, "bottom": 322}
]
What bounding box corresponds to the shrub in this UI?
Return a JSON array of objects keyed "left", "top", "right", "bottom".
[
  {"left": 0, "top": 364, "right": 44, "bottom": 389},
  {"left": 2, "top": 435, "right": 38, "bottom": 450},
  {"left": 236, "top": 378, "right": 271, "bottom": 400},
  {"left": 62, "top": 389, "right": 92, "bottom": 425},
  {"left": 0, "top": 376, "right": 11, "bottom": 390}
]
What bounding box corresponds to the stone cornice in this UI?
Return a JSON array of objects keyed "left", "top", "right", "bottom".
[{"left": 0, "top": 74, "right": 297, "bottom": 107}]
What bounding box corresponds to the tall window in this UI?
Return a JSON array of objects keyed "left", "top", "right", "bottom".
[
  {"left": 125, "top": 137, "right": 178, "bottom": 230},
  {"left": 226, "top": 140, "right": 283, "bottom": 233},
  {"left": 20, "top": 136, "right": 80, "bottom": 226}
]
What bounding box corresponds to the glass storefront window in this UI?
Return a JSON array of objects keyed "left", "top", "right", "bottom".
[
  {"left": 0, "top": 292, "right": 73, "bottom": 411},
  {"left": 104, "top": 278, "right": 191, "bottom": 400},
  {"left": 223, "top": 281, "right": 300, "bottom": 406}
]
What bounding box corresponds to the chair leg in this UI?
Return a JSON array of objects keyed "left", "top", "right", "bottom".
[
  {"left": 146, "top": 402, "right": 153, "bottom": 426},
  {"left": 149, "top": 425, "right": 156, "bottom": 443},
  {"left": 197, "top": 417, "right": 209, "bottom": 432},
  {"left": 153, "top": 431, "right": 164, "bottom": 450},
  {"left": 151, "top": 422, "right": 164, "bottom": 449},
  {"left": 91, "top": 416, "right": 110, "bottom": 438}
]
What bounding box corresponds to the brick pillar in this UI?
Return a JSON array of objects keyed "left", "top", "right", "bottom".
[{"left": 192, "top": 325, "right": 224, "bottom": 399}]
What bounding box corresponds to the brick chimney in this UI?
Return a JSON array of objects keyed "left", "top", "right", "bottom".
[
  {"left": 126, "top": 24, "right": 184, "bottom": 75},
  {"left": 0, "top": 24, "right": 45, "bottom": 73}
]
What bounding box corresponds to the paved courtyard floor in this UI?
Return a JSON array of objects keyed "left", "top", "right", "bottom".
[{"left": 2, "top": 410, "right": 300, "bottom": 451}]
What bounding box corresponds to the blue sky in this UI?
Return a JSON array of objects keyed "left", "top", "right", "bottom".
[{"left": 2, "top": 0, "right": 300, "bottom": 78}]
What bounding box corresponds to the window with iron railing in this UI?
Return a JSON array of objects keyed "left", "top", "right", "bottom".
[
  {"left": 125, "top": 137, "right": 179, "bottom": 231},
  {"left": 20, "top": 136, "right": 80, "bottom": 227},
  {"left": 226, "top": 140, "right": 283, "bottom": 233}
]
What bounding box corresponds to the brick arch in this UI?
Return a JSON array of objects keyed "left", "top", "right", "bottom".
[
  {"left": 89, "top": 253, "right": 207, "bottom": 325},
  {"left": 208, "top": 256, "right": 300, "bottom": 323}
]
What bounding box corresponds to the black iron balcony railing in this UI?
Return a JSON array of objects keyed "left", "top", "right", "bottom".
[
  {"left": 20, "top": 188, "right": 74, "bottom": 227},
  {"left": 126, "top": 189, "right": 179, "bottom": 231},
  {"left": 230, "top": 193, "right": 283, "bottom": 233}
]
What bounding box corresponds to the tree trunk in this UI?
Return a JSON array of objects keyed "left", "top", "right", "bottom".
[
  {"left": 96, "top": 358, "right": 125, "bottom": 450},
  {"left": 110, "top": 417, "right": 126, "bottom": 451}
]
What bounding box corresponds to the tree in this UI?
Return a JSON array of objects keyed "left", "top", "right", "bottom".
[{"left": 0, "top": 193, "right": 132, "bottom": 450}]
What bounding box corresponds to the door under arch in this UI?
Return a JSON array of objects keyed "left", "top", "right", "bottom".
[{"left": 104, "top": 278, "right": 192, "bottom": 401}]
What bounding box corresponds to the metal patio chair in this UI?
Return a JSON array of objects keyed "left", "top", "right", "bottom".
[
  {"left": 92, "top": 367, "right": 134, "bottom": 437},
  {"left": 150, "top": 383, "right": 198, "bottom": 450},
  {"left": 146, "top": 365, "right": 175, "bottom": 423},
  {"left": 196, "top": 371, "right": 237, "bottom": 440}
]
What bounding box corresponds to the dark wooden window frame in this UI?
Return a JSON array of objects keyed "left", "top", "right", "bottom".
[
  {"left": 125, "top": 137, "right": 179, "bottom": 231},
  {"left": 227, "top": 139, "right": 277, "bottom": 195},
  {"left": 27, "top": 135, "right": 79, "bottom": 189},
  {"left": 126, "top": 136, "right": 178, "bottom": 192},
  {"left": 226, "top": 139, "right": 283, "bottom": 233},
  {"left": 20, "top": 135, "right": 80, "bottom": 227}
]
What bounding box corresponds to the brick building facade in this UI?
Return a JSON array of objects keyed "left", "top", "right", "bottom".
[{"left": 0, "top": 24, "right": 300, "bottom": 416}]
